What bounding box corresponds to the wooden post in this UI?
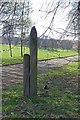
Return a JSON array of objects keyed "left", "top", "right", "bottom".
[
  {"left": 30, "top": 26, "right": 37, "bottom": 97},
  {"left": 23, "top": 54, "right": 30, "bottom": 96}
]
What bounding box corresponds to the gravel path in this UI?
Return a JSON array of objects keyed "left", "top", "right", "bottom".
[{"left": 1, "top": 56, "right": 80, "bottom": 87}]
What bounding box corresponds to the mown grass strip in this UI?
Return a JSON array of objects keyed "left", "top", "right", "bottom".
[
  {"left": 0, "top": 44, "right": 78, "bottom": 65},
  {"left": 2, "top": 62, "right": 79, "bottom": 118}
]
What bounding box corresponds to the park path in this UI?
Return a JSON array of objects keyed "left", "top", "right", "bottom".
[{"left": 1, "top": 56, "right": 80, "bottom": 87}]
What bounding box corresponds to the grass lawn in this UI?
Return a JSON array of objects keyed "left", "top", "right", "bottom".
[
  {"left": 0, "top": 44, "right": 78, "bottom": 65},
  {"left": 2, "top": 62, "right": 79, "bottom": 118}
]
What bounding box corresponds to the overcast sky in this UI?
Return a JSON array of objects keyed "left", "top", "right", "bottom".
[
  {"left": 30, "top": 0, "right": 72, "bottom": 38},
  {"left": 1, "top": 0, "right": 79, "bottom": 39}
]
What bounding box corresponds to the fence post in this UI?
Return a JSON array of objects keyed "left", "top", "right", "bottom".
[
  {"left": 30, "top": 26, "right": 37, "bottom": 97},
  {"left": 23, "top": 54, "right": 30, "bottom": 96}
]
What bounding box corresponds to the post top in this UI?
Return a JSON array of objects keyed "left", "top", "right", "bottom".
[
  {"left": 31, "top": 26, "right": 36, "bottom": 30},
  {"left": 30, "top": 26, "right": 37, "bottom": 39}
]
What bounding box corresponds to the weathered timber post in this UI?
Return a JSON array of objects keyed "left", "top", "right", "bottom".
[
  {"left": 30, "top": 26, "right": 37, "bottom": 97},
  {"left": 23, "top": 54, "right": 30, "bottom": 96}
]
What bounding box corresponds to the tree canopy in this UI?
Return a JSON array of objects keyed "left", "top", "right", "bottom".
[{"left": 0, "top": 1, "right": 32, "bottom": 37}]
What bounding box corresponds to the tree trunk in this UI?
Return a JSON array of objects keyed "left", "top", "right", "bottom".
[{"left": 8, "top": 32, "right": 12, "bottom": 57}]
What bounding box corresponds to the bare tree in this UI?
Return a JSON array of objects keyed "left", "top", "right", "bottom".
[
  {"left": 0, "top": 1, "right": 32, "bottom": 57},
  {"left": 39, "top": 0, "right": 80, "bottom": 42}
]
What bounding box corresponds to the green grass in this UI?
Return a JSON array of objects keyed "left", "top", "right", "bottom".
[
  {"left": 0, "top": 44, "right": 78, "bottom": 65},
  {"left": 2, "top": 62, "right": 79, "bottom": 118}
]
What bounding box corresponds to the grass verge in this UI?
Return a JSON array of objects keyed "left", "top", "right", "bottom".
[
  {"left": 0, "top": 44, "right": 78, "bottom": 65},
  {"left": 2, "top": 62, "right": 80, "bottom": 118}
]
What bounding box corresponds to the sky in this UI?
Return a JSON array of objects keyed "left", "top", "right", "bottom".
[
  {"left": 29, "top": 0, "right": 80, "bottom": 40},
  {"left": 0, "top": 0, "right": 79, "bottom": 39},
  {"left": 29, "top": 0, "right": 71, "bottom": 39}
]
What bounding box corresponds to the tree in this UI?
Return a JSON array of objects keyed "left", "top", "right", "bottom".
[
  {"left": 39, "top": 0, "right": 80, "bottom": 42},
  {"left": 78, "top": 1, "right": 80, "bottom": 42},
  {"left": 0, "top": 1, "right": 32, "bottom": 57}
]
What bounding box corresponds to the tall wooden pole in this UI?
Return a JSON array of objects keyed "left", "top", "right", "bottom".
[{"left": 30, "top": 26, "right": 37, "bottom": 97}]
